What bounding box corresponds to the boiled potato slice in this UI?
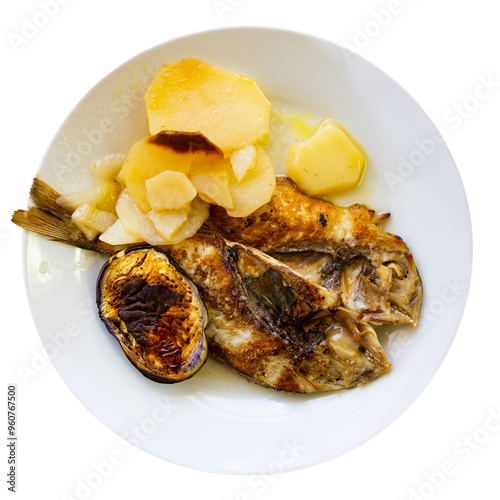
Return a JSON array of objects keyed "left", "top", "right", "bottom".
[
  {"left": 122, "top": 131, "right": 222, "bottom": 213},
  {"left": 189, "top": 157, "right": 233, "bottom": 209},
  {"left": 147, "top": 205, "right": 190, "bottom": 241},
  {"left": 121, "top": 134, "right": 191, "bottom": 213},
  {"left": 145, "top": 58, "right": 271, "bottom": 152},
  {"left": 99, "top": 219, "right": 142, "bottom": 245},
  {"left": 285, "top": 119, "right": 366, "bottom": 196},
  {"left": 226, "top": 146, "right": 276, "bottom": 218},
  {"left": 115, "top": 189, "right": 167, "bottom": 246},
  {"left": 146, "top": 129, "right": 224, "bottom": 162},
  {"left": 149, "top": 197, "right": 209, "bottom": 244},
  {"left": 146, "top": 171, "right": 197, "bottom": 210},
  {"left": 167, "top": 197, "right": 210, "bottom": 245},
  {"left": 230, "top": 145, "right": 257, "bottom": 181}
]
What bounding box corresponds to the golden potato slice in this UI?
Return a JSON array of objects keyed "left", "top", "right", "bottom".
[
  {"left": 147, "top": 129, "right": 223, "bottom": 162},
  {"left": 115, "top": 189, "right": 167, "bottom": 245},
  {"left": 145, "top": 58, "right": 271, "bottom": 152},
  {"left": 189, "top": 157, "right": 233, "bottom": 209},
  {"left": 99, "top": 219, "right": 142, "bottom": 246},
  {"left": 149, "top": 197, "right": 209, "bottom": 244},
  {"left": 147, "top": 205, "right": 190, "bottom": 241},
  {"left": 226, "top": 146, "right": 276, "bottom": 218},
  {"left": 122, "top": 131, "right": 222, "bottom": 213},
  {"left": 122, "top": 137, "right": 190, "bottom": 213},
  {"left": 285, "top": 119, "right": 366, "bottom": 196},
  {"left": 169, "top": 197, "right": 210, "bottom": 245},
  {"left": 146, "top": 171, "right": 197, "bottom": 210}
]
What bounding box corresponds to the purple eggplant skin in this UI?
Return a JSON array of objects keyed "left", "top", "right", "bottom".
[{"left": 96, "top": 245, "right": 208, "bottom": 384}]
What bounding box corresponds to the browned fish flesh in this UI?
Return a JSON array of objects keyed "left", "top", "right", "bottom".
[{"left": 208, "top": 177, "right": 422, "bottom": 326}]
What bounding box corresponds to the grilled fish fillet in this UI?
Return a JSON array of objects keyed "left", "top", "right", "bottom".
[
  {"left": 208, "top": 177, "right": 422, "bottom": 326},
  {"left": 12, "top": 178, "right": 392, "bottom": 392},
  {"left": 168, "top": 229, "right": 390, "bottom": 392}
]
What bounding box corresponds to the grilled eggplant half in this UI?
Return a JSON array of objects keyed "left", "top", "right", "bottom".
[{"left": 97, "top": 246, "right": 208, "bottom": 383}]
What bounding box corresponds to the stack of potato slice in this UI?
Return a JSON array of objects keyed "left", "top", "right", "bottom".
[{"left": 58, "top": 58, "right": 276, "bottom": 246}]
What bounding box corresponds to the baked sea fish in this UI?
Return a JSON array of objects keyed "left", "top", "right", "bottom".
[
  {"left": 208, "top": 177, "right": 422, "bottom": 326},
  {"left": 12, "top": 177, "right": 412, "bottom": 392},
  {"left": 168, "top": 228, "right": 390, "bottom": 392}
]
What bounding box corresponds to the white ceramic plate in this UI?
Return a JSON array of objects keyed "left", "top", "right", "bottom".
[{"left": 23, "top": 28, "right": 472, "bottom": 474}]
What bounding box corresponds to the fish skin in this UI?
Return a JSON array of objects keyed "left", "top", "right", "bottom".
[
  {"left": 209, "top": 177, "right": 396, "bottom": 253},
  {"left": 208, "top": 177, "right": 422, "bottom": 326},
  {"left": 12, "top": 177, "right": 393, "bottom": 392}
]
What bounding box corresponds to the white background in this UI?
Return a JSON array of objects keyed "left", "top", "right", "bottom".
[{"left": 1, "top": 1, "right": 499, "bottom": 499}]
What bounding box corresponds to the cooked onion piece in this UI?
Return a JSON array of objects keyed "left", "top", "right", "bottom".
[
  {"left": 71, "top": 203, "right": 117, "bottom": 241},
  {"left": 230, "top": 144, "right": 257, "bottom": 181},
  {"left": 89, "top": 153, "right": 126, "bottom": 181},
  {"left": 57, "top": 180, "right": 120, "bottom": 213}
]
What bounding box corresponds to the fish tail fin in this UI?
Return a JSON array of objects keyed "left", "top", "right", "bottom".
[
  {"left": 30, "top": 177, "right": 71, "bottom": 215},
  {"left": 11, "top": 177, "right": 109, "bottom": 253}
]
